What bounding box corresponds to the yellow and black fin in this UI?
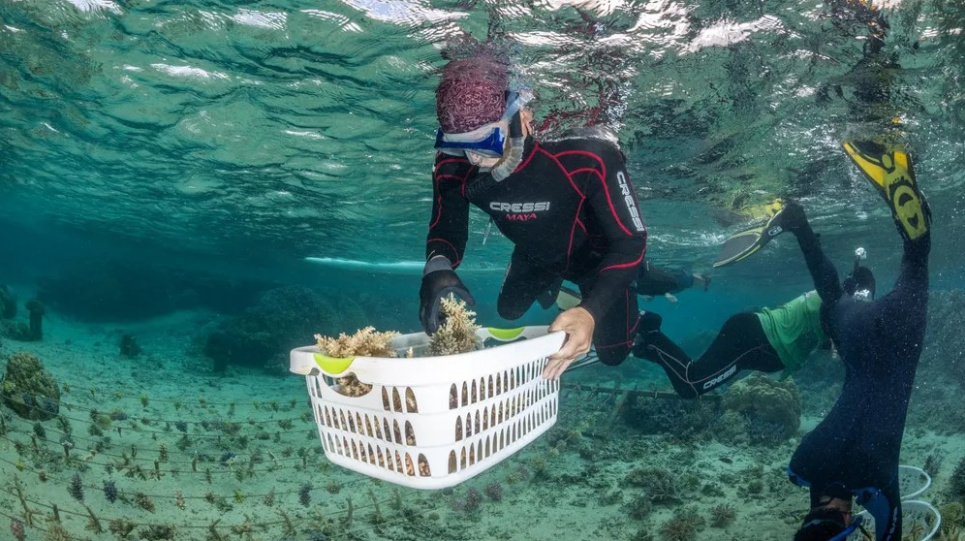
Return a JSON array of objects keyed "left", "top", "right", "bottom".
[{"left": 842, "top": 140, "right": 930, "bottom": 241}]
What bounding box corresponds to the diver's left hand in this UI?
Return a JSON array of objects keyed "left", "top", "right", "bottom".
[{"left": 543, "top": 307, "right": 595, "bottom": 380}]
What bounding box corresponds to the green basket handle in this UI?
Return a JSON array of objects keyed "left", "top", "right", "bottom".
[
  {"left": 483, "top": 327, "right": 526, "bottom": 341},
  {"left": 312, "top": 353, "right": 356, "bottom": 375}
]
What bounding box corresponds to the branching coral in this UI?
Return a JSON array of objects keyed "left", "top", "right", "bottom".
[
  {"left": 429, "top": 295, "right": 480, "bottom": 356},
  {"left": 314, "top": 327, "right": 399, "bottom": 358},
  {"left": 315, "top": 327, "right": 400, "bottom": 397}
]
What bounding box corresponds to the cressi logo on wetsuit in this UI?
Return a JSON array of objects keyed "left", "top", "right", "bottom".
[
  {"left": 618, "top": 172, "right": 646, "bottom": 232},
  {"left": 489, "top": 201, "right": 551, "bottom": 221},
  {"left": 702, "top": 364, "right": 738, "bottom": 390}
]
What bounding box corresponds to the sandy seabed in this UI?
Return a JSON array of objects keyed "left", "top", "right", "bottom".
[{"left": 0, "top": 309, "right": 959, "bottom": 541}]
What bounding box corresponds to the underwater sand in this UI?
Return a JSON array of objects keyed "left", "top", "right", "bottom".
[{"left": 0, "top": 307, "right": 960, "bottom": 541}]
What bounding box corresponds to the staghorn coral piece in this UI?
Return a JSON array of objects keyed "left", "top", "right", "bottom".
[
  {"left": 429, "top": 295, "right": 481, "bottom": 356},
  {"left": 315, "top": 327, "right": 399, "bottom": 358},
  {"left": 315, "top": 327, "right": 400, "bottom": 397}
]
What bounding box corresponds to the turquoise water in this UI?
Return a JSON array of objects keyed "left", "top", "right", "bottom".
[{"left": 1, "top": 0, "right": 965, "bottom": 540}]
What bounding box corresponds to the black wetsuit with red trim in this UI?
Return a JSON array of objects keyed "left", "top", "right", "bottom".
[{"left": 427, "top": 135, "right": 648, "bottom": 365}]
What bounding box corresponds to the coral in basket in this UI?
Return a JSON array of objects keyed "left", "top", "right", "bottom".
[
  {"left": 315, "top": 327, "right": 399, "bottom": 398},
  {"left": 429, "top": 295, "right": 481, "bottom": 356}
]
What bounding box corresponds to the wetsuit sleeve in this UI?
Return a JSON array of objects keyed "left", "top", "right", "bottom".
[
  {"left": 579, "top": 142, "right": 648, "bottom": 321},
  {"left": 426, "top": 154, "right": 474, "bottom": 268},
  {"left": 792, "top": 220, "right": 843, "bottom": 306}
]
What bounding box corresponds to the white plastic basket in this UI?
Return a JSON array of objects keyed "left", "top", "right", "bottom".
[
  {"left": 290, "top": 326, "right": 565, "bottom": 489},
  {"left": 847, "top": 500, "right": 941, "bottom": 541}
]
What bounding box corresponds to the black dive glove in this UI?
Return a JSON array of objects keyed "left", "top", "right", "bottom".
[{"left": 419, "top": 256, "right": 476, "bottom": 335}]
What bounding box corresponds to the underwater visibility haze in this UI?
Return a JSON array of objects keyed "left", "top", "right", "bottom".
[{"left": 1, "top": 0, "right": 965, "bottom": 540}]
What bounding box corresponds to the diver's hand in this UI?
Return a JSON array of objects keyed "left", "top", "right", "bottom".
[
  {"left": 419, "top": 257, "right": 475, "bottom": 335},
  {"left": 664, "top": 293, "right": 678, "bottom": 303},
  {"left": 543, "top": 307, "right": 595, "bottom": 380}
]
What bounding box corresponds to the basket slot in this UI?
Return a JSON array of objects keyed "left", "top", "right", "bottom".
[
  {"left": 382, "top": 388, "right": 391, "bottom": 411},
  {"left": 471, "top": 380, "right": 478, "bottom": 404},
  {"left": 488, "top": 375, "right": 494, "bottom": 399},
  {"left": 405, "top": 421, "right": 416, "bottom": 446},
  {"left": 465, "top": 413, "right": 473, "bottom": 437},
  {"left": 376, "top": 447, "right": 385, "bottom": 469},
  {"left": 455, "top": 417, "right": 463, "bottom": 441},
  {"left": 395, "top": 451, "right": 404, "bottom": 473},
  {"left": 418, "top": 454, "right": 430, "bottom": 477},
  {"left": 460, "top": 448, "right": 467, "bottom": 469},
  {"left": 496, "top": 373, "right": 502, "bottom": 395},
  {"left": 448, "top": 451, "right": 457, "bottom": 474},
  {"left": 462, "top": 382, "right": 469, "bottom": 407},
  {"left": 393, "top": 420, "right": 403, "bottom": 444},
  {"left": 404, "top": 453, "right": 415, "bottom": 476},
  {"left": 392, "top": 388, "right": 403, "bottom": 412},
  {"left": 479, "top": 377, "right": 486, "bottom": 401},
  {"left": 405, "top": 388, "right": 417, "bottom": 413}
]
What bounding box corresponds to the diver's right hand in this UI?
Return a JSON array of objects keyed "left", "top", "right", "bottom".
[{"left": 419, "top": 257, "right": 475, "bottom": 335}]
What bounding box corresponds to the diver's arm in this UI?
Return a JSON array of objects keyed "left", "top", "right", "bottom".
[
  {"left": 426, "top": 154, "right": 473, "bottom": 267},
  {"left": 578, "top": 142, "right": 647, "bottom": 321}
]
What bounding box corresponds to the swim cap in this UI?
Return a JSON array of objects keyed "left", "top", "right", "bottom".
[{"left": 436, "top": 55, "right": 510, "bottom": 134}]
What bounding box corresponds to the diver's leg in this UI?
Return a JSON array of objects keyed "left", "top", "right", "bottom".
[
  {"left": 586, "top": 282, "right": 640, "bottom": 366},
  {"left": 497, "top": 251, "right": 560, "bottom": 320},
  {"left": 874, "top": 233, "right": 930, "bottom": 355},
  {"left": 634, "top": 313, "right": 782, "bottom": 398},
  {"left": 782, "top": 201, "right": 844, "bottom": 304},
  {"left": 688, "top": 313, "right": 784, "bottom": 382}
]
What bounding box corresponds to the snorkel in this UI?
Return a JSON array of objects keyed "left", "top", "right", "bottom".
[{"left": 490, "top": 94, "right": 527, "bottom": 181}]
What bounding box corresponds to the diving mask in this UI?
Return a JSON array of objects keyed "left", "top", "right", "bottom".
[{"left": 434, "top": 91, "right": 532, "bottom": 158}]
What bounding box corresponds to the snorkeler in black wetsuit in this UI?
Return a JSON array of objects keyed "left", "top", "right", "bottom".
[
  {"left": 421, "top": 52, "right": 648, "bottom": 377},
  {"left": 789, "top": 141, "right": 931, "bottom": 541}
]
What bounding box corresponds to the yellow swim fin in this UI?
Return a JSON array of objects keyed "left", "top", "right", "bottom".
[
  {"left": 713, "top": 199, "right": 788, "bottom": 268},
  {"left": 842, "top": 141, "right": 931, "bottom": 241}
]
